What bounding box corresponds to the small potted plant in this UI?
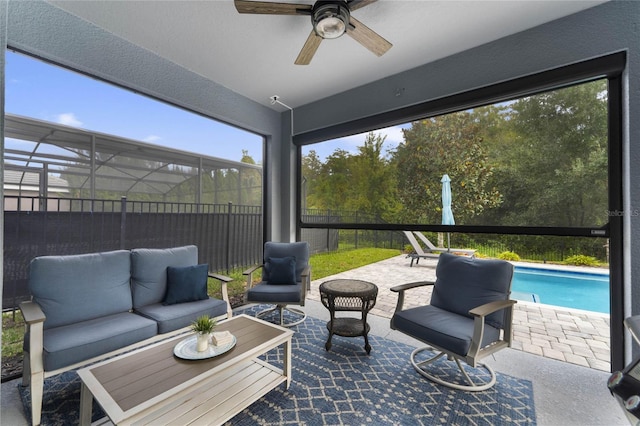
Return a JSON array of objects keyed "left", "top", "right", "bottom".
[{"left": 191, "top": 315, "right": 216, "bottom": 352}]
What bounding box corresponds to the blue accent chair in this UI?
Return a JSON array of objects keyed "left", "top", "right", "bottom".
[
  {"left": 244, "top": 241, "right": 310, "bottom": 327},
  {"left": 391, "top": 253, "right": 516, "bottom": 391}
]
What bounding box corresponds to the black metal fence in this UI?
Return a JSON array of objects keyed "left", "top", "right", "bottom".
[
  {"left": 3, "top": 199, "right": 609, "bottom": 310},
  {"left": 299, "top": 209, "right": 610, "bottom": 264},
  {"left": 3, "top": 196, "right": 263, "bottom": 309},
  {"left": 300, "top": 209, "right": 406, "bottom": 253}
]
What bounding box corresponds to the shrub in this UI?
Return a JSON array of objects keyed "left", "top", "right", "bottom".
[
  {"left": 404, "top": 244, "right": 414, "bottom": 254},
  {"left": 563, "top": 254, "right": 599, "bottom": 267},
  {"left": 498, "top": 251, "right": 521, "bottom": 261}
]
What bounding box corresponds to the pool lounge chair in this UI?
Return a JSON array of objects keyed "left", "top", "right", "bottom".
[
  {"left": 403, "top": 231, "right": 441, "bottom": 267},
  {"left": 413, "top": 231, "right": 476, "bottom": 258},
  {"left": 402, "top": 231, "right": 475, "bottom": 267}
]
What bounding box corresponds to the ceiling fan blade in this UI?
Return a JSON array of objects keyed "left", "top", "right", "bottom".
[
  {"left": 349, "top": 0, "right": 377, "bottom": 11},
  {"left": 234, "top": 0, "right": 312, "bottom": 15},
  {"left": 295, "top": 30, "right": 323, "bottom": 65},
  {"left": 346, "top": 16, "right": 392, "bottom": 57}
]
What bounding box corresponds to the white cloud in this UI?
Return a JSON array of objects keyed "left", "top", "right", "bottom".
[
  {"left": 379, "top": 125, "right": 406, "bottom": 145},
  {"left": 56, "top": 113, "right": 83, "bottom": 127},
  {"left": 144, "top": 135, "right": 161, "bottom": 143},
  {"left": 307, "top": 125, "right": 409, "bottom": 161},
  {"left": 340, "top": 125, "right": 406, "bottom": 148}
]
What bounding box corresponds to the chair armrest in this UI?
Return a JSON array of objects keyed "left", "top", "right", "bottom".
[
  {"left": 20, "top": 301, "right": 46, "bottom": 324},
  {"left": 208, "top": 273, "right": 233, "bottom": 318},
  {"left": 301, "top": 265, "right": 310, "bottom": 278},
  {"left": 208, "top": 272, "right": 232, "bottom": 283},
  {"left": 301, "top": 265, "right": 311, "bottom": 293},
  {"left": 468, "top": 299, "right": 517, "bottom": 362},
  {"left": 243, "top": 264, "right": 264, "bottom": 290},
  {"left": 243, "top": 264, "right": 263, "bottom": 275},
  {"left": 391, "top": 281, "right": 436, "bottom": 313},
  {"left": 469, "top": 299, "right": 517, "bottom": 318},
  {"left": 390, "top": 281, "right": 435, "bottom": 293}
]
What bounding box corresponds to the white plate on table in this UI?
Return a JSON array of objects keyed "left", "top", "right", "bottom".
[{"left": 173, "top": 334, "right": 236, "bottom": 360}]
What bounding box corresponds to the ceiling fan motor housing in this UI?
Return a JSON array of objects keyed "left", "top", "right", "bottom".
[{"left": 312, "top": 1, "right": 351, "bottom": 39}]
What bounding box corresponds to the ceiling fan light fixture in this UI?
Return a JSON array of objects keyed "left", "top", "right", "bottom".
[{"left": 312, "top": 2, "right": 350, "bottom": 39}]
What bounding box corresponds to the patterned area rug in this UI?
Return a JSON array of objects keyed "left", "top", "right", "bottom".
[{"left": 19, "top": 306, "right": 536, "bottom": 425}]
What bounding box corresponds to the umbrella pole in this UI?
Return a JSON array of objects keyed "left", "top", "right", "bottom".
[{"left": 447, "top": 233, "right": 451, "bottom": 252}]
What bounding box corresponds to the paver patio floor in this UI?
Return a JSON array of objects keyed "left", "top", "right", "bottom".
[{"left": 308, "top": 254, "right": 611, "bottom": 372}]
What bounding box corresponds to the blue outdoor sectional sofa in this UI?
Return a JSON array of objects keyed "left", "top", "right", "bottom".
[{"left": 19, "top": 245, "right": 232, "bottom": 425}]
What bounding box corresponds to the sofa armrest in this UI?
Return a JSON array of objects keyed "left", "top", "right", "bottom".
[
  {"left": 19, "top": 301, "right": 46, "bottom": 389},
  {"left": 208, "top": 272, "right": 233, "bottom": 318},
  {"left": 20, "top": 300, "right": 46, "bottom": 324}
]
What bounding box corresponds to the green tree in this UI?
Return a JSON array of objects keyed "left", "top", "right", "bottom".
[
  {"left": 348, "top": 133, "right": 401, "bottom": 221},
  {"left": 312, "top": 148, "right": 353, "bottom": 211},
  {"left": 393, "top": 112, "right": 501, "bottom": 223},
  {"left": 301, "top": 150, "right": 323, "bottom": 210},
  {"left": 492, "top": 80, "right": 608, "bottom": 227},
  {"left": 302, "top": 133, "right": 400, "bottom": 221}
]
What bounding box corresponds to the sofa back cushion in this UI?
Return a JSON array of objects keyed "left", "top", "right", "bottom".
[
  {"left": 29, "top": 250, "right": 132, "bottom": 329},
  {"left": 131, "top": 245, "right": 198, "bottom": 308}
]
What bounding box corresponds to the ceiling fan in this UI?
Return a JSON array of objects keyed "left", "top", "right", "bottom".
[{"left": 234, "top": 0, "right": 392, "bottom": 65}]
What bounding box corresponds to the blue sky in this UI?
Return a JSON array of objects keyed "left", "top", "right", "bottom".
[{"left": 5, "top": 51, "right": 406, "bottom": 163}]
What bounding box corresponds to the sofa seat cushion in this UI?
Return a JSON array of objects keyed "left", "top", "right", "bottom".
[
  {"left": 392, "top": 305, "right": 500, "bottom": 356},
  {"left": 135, "top": 297, "right": 228, "bottom": 334},
  {"left": 41, "top": 312, "right": 157, "bottom": 371},
  {"left": 247, "top": 282, "right": 302, "bottom": 304}
]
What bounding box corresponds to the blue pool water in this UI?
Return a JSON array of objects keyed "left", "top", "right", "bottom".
[{"left": 511, "top": 266, "right": 610, "bottom": 314}]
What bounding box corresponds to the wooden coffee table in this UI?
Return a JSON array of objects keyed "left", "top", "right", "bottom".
[{"left": 77, "top": 314, "right": 293, "bottom": 425}]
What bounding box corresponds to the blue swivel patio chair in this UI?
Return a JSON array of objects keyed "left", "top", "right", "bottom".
[
  {"left": 243, "top": 241, "right": 310, "bottom": 327},
  {"left": 391, "top": 253, "right": 516, "bottom": 391}
]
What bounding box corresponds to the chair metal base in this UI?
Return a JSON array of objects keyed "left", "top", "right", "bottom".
[
  {"left": 256, "top": 304, "right": 306, "bottom": 327},
  {"left": 410, "top": 346, "right": 497, "bottom": 391}
]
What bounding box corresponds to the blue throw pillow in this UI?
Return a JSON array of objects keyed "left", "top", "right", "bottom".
[
  {"left": 163, "top": 264, "right": 209, "bottom": 305},
  {"left": 265, "top": 256, "right": 297, "bottom": 285}
]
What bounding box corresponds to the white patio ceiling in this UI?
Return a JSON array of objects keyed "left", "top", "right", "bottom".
[{"left": 47, "top": 0, "right": 606, "bottom": 110}]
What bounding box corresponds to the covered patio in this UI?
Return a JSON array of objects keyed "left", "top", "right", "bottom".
[{"left": 2, "top": 1, "right": 640, "bottom": 425}]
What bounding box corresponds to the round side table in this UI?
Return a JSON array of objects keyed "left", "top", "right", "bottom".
[{"left": 319, "top": 279, "right": 378, "bottom": 354}]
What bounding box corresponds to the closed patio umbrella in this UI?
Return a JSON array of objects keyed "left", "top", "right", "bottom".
[{"left": 441, "top": 174, "right": 455, "bottom": 250}]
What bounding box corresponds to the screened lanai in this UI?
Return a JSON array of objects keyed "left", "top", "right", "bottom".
[
  {"left": 3, "top": 113, "right": 264, "bottom": 309},
  {"left": 4, "top": 113, "right": 263, "bottom": 208}
]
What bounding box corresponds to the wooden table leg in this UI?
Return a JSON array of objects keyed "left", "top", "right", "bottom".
[
  {"left": 79, "top": 381, "right": 93, "bottom": 426},
  {"left": 284, "top": 337, "right": 292, "bottom": 389}
]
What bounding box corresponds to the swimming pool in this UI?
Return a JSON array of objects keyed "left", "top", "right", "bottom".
[{"left": 511, "top": 266, "right": 610, "bottom": 314}]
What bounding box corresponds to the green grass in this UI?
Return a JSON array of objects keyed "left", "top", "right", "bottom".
[
  {"left": 1, "top": 247, "right": 401, "bottom": 375},
  {"left": 309, "top": 247, "right": 401, "bottom": 280},
  {"left": 2, "top": 310, "right": 25, "bottom": 359}
]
